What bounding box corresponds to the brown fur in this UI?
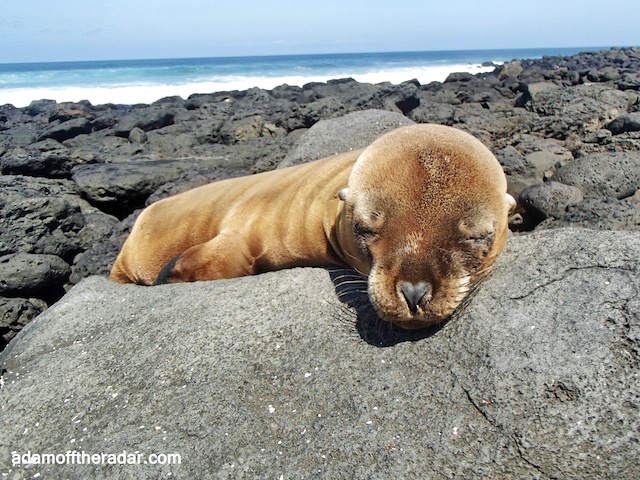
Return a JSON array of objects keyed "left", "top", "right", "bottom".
[{"left": 110, "top": 124, "right": 514, "bottom": 329}]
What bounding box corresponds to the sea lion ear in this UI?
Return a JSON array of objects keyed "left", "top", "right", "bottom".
[
  {"left": 506, "top": 193, "right": 517, "bottom": 215},
  {"left": 338, "top": 188, "right": 348, "bottom": 201}
]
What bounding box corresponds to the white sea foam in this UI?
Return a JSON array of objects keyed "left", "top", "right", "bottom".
[{"left": 0, "top": 63, "right": 496, "bottom": 108}]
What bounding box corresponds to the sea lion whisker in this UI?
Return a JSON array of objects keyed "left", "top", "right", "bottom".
[
  {"left": 332, "top": 273, "right": 367, "bottom": 282},
  {"left": 340, "top": 296, "right": 371, "bottom": 304},
  {"left": 339, "top": 286, "right": 366, "bottom": 295},
  {"left": 338, "top": 288, "right": 367, "bottom": 295},
  {"left": 334, "top": 282, "right": 368, "bottom": 291},
  {"left": 454, "top": 272, "right": 492, "bottom": 312},
  {"left": 333, "top": 277, "right": 368, "bottom": 285}
]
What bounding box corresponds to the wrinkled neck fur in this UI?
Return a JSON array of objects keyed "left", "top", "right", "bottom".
[{"left": 328, "top": 200, "right": 370, "bottom": 275}]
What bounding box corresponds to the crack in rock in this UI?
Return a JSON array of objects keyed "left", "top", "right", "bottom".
[{"left": 508, "top": 265, "right": 634, "bottom": 300}]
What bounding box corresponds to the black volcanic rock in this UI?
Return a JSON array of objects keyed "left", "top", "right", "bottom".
[
  {"left": 0, "top": 253, "right": 71, "bottom": 297},
  {"left": 0, "top": 176, "right": 86, "bottom": 261},
  {"left": 494, "top": 146, "right": 539, "bottom": 197},
  {"left": 605, "top": 112, "right": 640, "bottom": 134},
  {"left": 69, "top": 210, "right": 140, "bottom": 286},
  {"left": 523, "top": 84, "right": 634, "bottom": 137},
  {"left": 552, "top": 152, "right": 640, "bottom": 200},
  {"left": 586, "top": 66, "right": 622, "bottom": 82},
  {"left": 373, "top": 81, "right": 420, "bottom": 114},
  {"left": 23, "top": 99, "right": 57, "bottom": 117},
  {"left": 519, "top": 181, "right": 584, "bottom": 221},
  {"left": 1, "top": 139, "right": 74, "bottom": 177},
  {"left": 444, "top": 71, "right": 475, "bottom": 83},
  {"left": 618, "top": 72, "right": 640, "bottom": 91},
  {"left": 114, "top": 106, "right": 176, "bottom": 137},
  {"left": 409, "top": 102, "right": 456, "bottom": 125},
  {"left": 539, "top": 196, "right": 640, "bottom": 231},
  {"left": 0, "top": 296, "right": 46, "bottom": 351},
  {"left": 37, "top": 117, "right": 93, "bottom": 142},
  {"left": 71, "top": 157, "right": 235, "bottom": 207},
  {"left": 48, "top": 101, "right": 96, "bottom": 123},
  {"left": 219, "top": 114, "right": 286, "bottom": 144}
]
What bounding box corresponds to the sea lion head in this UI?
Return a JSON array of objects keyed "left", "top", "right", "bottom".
[{"left": 339, "top": 124, "right": 515, "bottom": 330}]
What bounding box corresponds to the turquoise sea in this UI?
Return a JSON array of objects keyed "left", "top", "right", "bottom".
[{"left": 0, "top": 47, "right": 604, "bottom": 107}]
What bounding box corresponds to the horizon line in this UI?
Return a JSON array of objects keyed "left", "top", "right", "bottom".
[{"left": 0, "top": 45, "right": 621, "bottom": 68}]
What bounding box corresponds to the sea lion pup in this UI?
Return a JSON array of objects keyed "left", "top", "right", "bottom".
[{"left": 110, "top": 124, "right": 515, "bottom": 329}]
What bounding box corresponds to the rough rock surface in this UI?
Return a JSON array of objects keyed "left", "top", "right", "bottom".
[
  {"left": 551, "top": 152, "right": 640, "bottom": 200},
  {"left": 279, "top": 109, "right": 415, "bottom": 167},
  {"left": 519, "top": 181, "right": 584, "bottom": 221},
  {"left": 0, "top": 297, "right": 46, "bottom": 351},
  {"left": 71, "top": 157, "right": 233, "bottom": 207},
  {"left": 1, "top": 228, "right": 638, "bottom": 479},
  {"left": 0, "top": 253, "right": 71, "bottom": 297},
  {"left": 0, "top": 176, "right": 87, "bottom": 260},
  {"left": 606, "top": 112, "right": 640, "bottom": 134},
  {"left": 538, "top": 197, "right": 640, "bottom": 231}
]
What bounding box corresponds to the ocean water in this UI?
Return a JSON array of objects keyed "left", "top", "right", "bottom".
[{"left": 0, "top": 47, "right": 600, "bottom": 107}]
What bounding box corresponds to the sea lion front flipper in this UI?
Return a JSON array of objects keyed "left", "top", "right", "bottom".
[
  {"left": 153, "top": 231, "right": 255, "bottom": 284},
  {"left": 153, "top": 255, "right": 182, "bottom": 285}
]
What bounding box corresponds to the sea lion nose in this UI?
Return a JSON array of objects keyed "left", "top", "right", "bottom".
[{"left": 400, "top": 281, "right": 431, "bottom": 314}]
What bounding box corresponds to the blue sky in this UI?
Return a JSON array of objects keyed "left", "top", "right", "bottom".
[{"left": 1, "top": 0, "right": 639, "bottom": 63}]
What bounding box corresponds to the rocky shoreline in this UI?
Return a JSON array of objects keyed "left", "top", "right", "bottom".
[
  {"left": 1, "top": 47, "right": 640, "bottom": 350},
  {"left": 2, "top": 47, "right": 640, "bottom": 479}
]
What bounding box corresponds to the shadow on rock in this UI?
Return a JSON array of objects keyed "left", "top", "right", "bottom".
[{"left": 327, "top": 267, "right": 441, "bottom": 347}]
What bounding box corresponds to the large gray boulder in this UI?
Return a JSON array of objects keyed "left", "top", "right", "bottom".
[
  {"left": 71, "top": 157, "right": 231, "bottom": 206},
  {"left": 0, "top": 139, "right": 74, "bottom": 178},
  {"left": 0, "top": 253, "right": 70, "bottom": 297},
  {"left": 519, "top": 181, "right": 584, "bottom": 221},
  {"left": 37, "top": 117, "right": 93, "bottom": 143},
  {"left": 538, "top": 196, "right": 640, "bottom": 231},
  {"left": 605, "top": 112, "right": 640, "bottom": 134},
  {"left": 278, "top": 109, "right": 414, "bottom": 167},
  {"left": 0, "top": 176, "right": 86, "bottom": 261},
  {"left": 113, "top": 106, "right": 176, "bottom": 137},
  {"left": 552, "top": 151, "right": 640, "bottom": 200},
  {"left": 1, "top": 228, "right": 638, "bottom": 479},
  {"left": 524, "top": 84, "right": 634, "bottom": 135}
]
